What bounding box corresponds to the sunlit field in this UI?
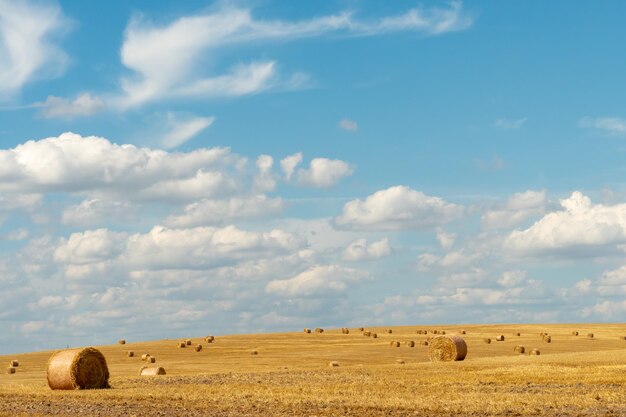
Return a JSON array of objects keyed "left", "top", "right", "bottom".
[{"left": 1, "top": 323, "right": 626, "bottom": 416}]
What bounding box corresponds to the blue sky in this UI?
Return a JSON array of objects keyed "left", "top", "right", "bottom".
[{"left": 1, "top": 0, "right": 626, "bottom": 354}]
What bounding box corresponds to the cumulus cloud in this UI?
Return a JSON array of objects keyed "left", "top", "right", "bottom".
[
  {"left": 436, "top": 228, "right": 456, "bottom": 250},
  {"left": 280, "top": 152, "right": 302, "bottom": 180},
  {"left": 335, "top": 185, "right": 463, "bottom": 231},
  {"left": 159, "top": 113, "right": 215, "bottom": 149},
  {"left": 296, "top": 158, "right": 353, "bottom": 187},
  {"left": 339, "top": 118, "right": 358, "bottom": 132},
  {"left": 505, "top": 191, "right": 626, "bottom": 256},
  {"left": 35, "top": 93, "right": 105, "bottom": 119},
  {"left": 266, "top": 265, "right": 366, "bottom": 297},
  {"left": 342, "top": 238, "right": 391, "bottom": 261},
  {"left": 0, "top": 0, "right": 69, "bottom": 97},
  {"left": 482, "top": 190, "right": 547, "bottom": 230},
  {"left": 579, "top": 117, "right": 626, "bottom": 135},
  {"left": 494, "top": 117, "right": 527, "bottom": 129},
  {"left": 61, "top": 199, "right": 135, "bottom": 227},
  {"left": 253, "top": 155, "right": 276, "bottom": 192},
  {"left": 116, "top": 3, "right": 472, "bottom": 107},
  {"left": 164, "top": 195, "right": 283, "bottom": 228}
]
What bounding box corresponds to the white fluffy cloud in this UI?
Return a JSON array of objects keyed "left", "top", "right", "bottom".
[
  {"left": 297, "top": 158, "right": 353, "bottom": 187},
  {"left": 0, "top": 0, "right": 68, "bottom": 97},
  {"left": 280, "top": 152, "right": 302, "bottom": 180},
  {"left": 159, "top": 113, "right": 215, "bottom": 149},
  {"left": 342, "top": 238, "right": 391, "bottom": 261},
  {"left": 115, "top": 3, "right": 472, "bottom": 107},
  {"left": 61, "top": 199, "right": 134, "bottom": 227},
  {"left": 266, "top": 265, "right": 366, "bottom": 297},
  {"left": 579, "top": 117, "right": 626, "bottom": 135},
  {"left": 339, "top": 118, "right": 358, "bottom": 132},
  {"left": 505, "top": 191, "right": 626, "bottom": 256},
  {"left": 482, "top": 189, "right": 546, "bottom": 230},
  {"left": 35, "top": 93, "right": 105, "bottom": 119},
  {"left": 335, "top": 185, "right": 463, "bottom": 231}
]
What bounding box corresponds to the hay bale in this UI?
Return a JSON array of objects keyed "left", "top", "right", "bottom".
[
  {"left": 620, "top": 336, "right": 626, "bottom": 340},
  {"left": 10, "top": 360, "right": 18, "bottom": 367},
  {"left": 572, "top": 331, "right": 579, "bottom": 336},
  {"left": 363, "top": 331, "right": 371, "bottom": 337},
  {"left": 178, "top": 342, "right": 186, "bottom": 348},
  {"left": 195, "top": 345, "right": 202, "bottom": 352},
  {"left": 432, "top": 330, "right": 438, "bottom": 334},
  {"left": 6, "top": 367, "right": 15, "bottom": 374},
  {"left": 315, "top": 328, "right": 324, "bottom": 333},
  {"left": 543, "top": 335, "right": 552, "bottom": 343},
  {"left": 206, "top": 335, "right": 215, "bottom": 342},
  {"left": 514, "top": 332, "right": 521, "bottom": 336},
  {"left": 387, "top": 329, "right": 393, "bottom": 334},
  {"left": 303, "top": 328, "right": 311, "bottom": 333},
  {"left": 342, "top": 328, "right": 350, "bottom": 334},
  {"left": 441, "top": 330, "right": 446, "bottom": 335},
  {"left": 496, "top": 335, "right": 505, "bottom": 341},
  {"left": 127, "top": 351, "right": 134, "bottom": 358},
  {"left": 428, "top": 335, "right": 467, "bottom": 362},
  {"left": 406, "top": 341, "right": 415, "bottom": 347},
  {"left": 250, "top": 350, "right": 258, "bottom": 355},
  {"left": 514, "top": 345, "right": 525, "bottom": 354},
  {"left": 185, "top": 339, "right": 192, "bottom": 346},
  {"left": 329, "top": 361, "right": 339, "bottom": 367},
  {"left": 483, "top": 338, "right": 491, "bottom": 344},
  {"left": 141, "top": 354, "right": 150, "bottom": 361},
  {"left": 358, "top": 327, "right": 364, "bottom": 331},
  {"left": 530, "top": 348, "right": 540, "bottom": 355},
  {"left": 420, "top": 340, "right": 429, "bottom": 346},
  {"left": 147, "top": 356, "right": 156, "bottom": 363},
  {"left": 139, "top": 366, "right": 166, "bottom": 376},
  {"left": 396, "top": 359, "right": 405, "bottom": 365},
  {"left": 587, "top": 333, "right": 594, "bottom": 339},
  {"left": 459, "top": 330, "right": 466, "bottom": 335},
  {"left": 393, "top": 341, "right": 401, "bottom": 347},
  {"left": 46, "top": 347, "right": 109, "bottom": 390},
  {"left": 118, "top": 339, "right": 126, "bottom": 345},
  {"left": 372, "top": 333, "right": 378, "bottom": 338}
]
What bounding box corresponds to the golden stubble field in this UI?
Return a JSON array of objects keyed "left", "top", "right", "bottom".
[{"left": 1, "top": 323, "right": 626, "bottom": 416}]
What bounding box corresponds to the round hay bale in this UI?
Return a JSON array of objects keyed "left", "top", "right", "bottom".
[
  {"left": 483, "top": 338, "right": 491, "bottom": 344},
  {"left": 329, "top": 361, "right": 339, "bottom": 367},
  {"left": 118, "top": 339, "right": 126, "bottom": 345},
  {"left": 406, "top": 341, "right": 415, "bottom": 347},
  {"left": 572, "top": 331, "right": 579, "bottom": 336},
  {"left": 342, "top": 328, "right": 350, "bottom": 334},
  {"left": 530, "top": 348, "right": 540, "bottom": 355},
  {"left": 393, "top": 341, "right": 400, "bottom": 347},
  {"left": 139, "top": 366, "right": 166, "bottom": 376},
  {"left": 206, "top": 335, "right": 215, "bottom": 342},
  {"left": 543, "top": 335, "right": 552, "bottom": 343},
  {"left": 46, "top": 347, "right": 109, "bottom": 390},
  {"left": 147, "top": 356, "right": 156, "bottom": 363},
  {"left": 127, "top": 351, "right": 134, "bottom": 358},
  {"left": 389, "top": 341, "right": 396, "bottom": 347},
  {"left": 141, "top": 354, "right": 150, "bottom": 361},
  {"left": 358, "top": 327, "right": 364, "bottom": 332},
  {"left": 420, "top": 340, "right": 429, "bottom": 346},
  {"left": 185, "top": 339, "right": 192, "bottom": 346},
  {"left": 303, "top": 328, "right": 311, "bottom": 333},
  {"left": 396, "top": 359, "right": 405, "bottom": 365},
  {"left": 315, "top": 328, "right": 324, "bottom": 333},
  {"left": 514, "top": 332, "right": 521, "bottom": 336},
  {"left": 372, "top": 333, "right": 378, "bottom": 338},
  {"left": 496, "top": 335, "right": 505, "bottom": 341},
  {"left": 514, "top": 345, "right": 525, "bottom": 354},
  {"left": 10, "top": 360, "right": 18, "bottom": 367},
  {"left": 387, "top": 329, "right": 393, "bottom": 334},
  {"left": 620, "top": 336, "right": 626, "bottom": 341},
  {"left": 432, "top": 330, "right": 438, "bottom": 334},
  {"left": 441, "top": 330, "right": 446, "bottom": 335},
  {"left": 459, "top": 330, "right": 466, "bottom": 335},
  {"left": 195, "top": 345, "right": 202, "bottom": 352},
  {"left": 178, "top": 342, "right": 186, "bottom": 348},
  {"left": 6, "top": 367, "right": 15, "bottom": 374},
  {"left": 363, "top": 331, "right": 371, "bottom": 337},
  {"left": 428, "top": 335, "right": 467, "bottom": 362},
  {"left": 250, "top": 350, "right": 258, "bottom": 355},
  {"left": 587, "top": 333, "right": 594, "bottom": 339}
]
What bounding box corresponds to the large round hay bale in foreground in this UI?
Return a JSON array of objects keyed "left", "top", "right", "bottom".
[
  {"left": 47, "top": 348, "right": 109, "bottom": 390},
  {"left": 139, "top": 366, "right": 166, "bottom": 376},
  {"left": 428, "top": 335, "right": 467, "bottom": 362}
]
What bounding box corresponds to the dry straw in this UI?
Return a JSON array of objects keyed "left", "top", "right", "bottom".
[
  {"left": 587, "top": 333, "right": 594, "bottom": 339},
  {"left": 483, "top": 338, "right": 492, "bottom": 344},
  {"left": 139, "top": 366, "right": 166, "bottom": 376},
  {"left": 47, "top": 347, "right": 109, "bottom": 390},
  {"left": 195, "top": 345, "right": 202, "bottom": 352},
  {"left": 127, "top": 351, "right": 134, "bottom": 358},
  {"left": 496, "top": 335, "right": 505, "bottom": 341},
  {"left": 396, "top": 359, "right": 405, "bottom": 365},
  {"left": 428, "top": 335, "right": 467, "bottom": 362},
  {"left": 530, "top": 348, "right": 540, "bottom": 355},
  {"left": 10, "top": 360, "right": 18, "bottom": 367},
  {"left": 118, "top": 339, "right": 126, "bottom": 345},
  {"left": 329, "top": 361, "right": 339, "bottom": 367},
  {"left": 514, "top": 345, "right": 525, "bottom": 354}
]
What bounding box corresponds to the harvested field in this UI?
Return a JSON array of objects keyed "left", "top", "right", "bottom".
[{"left": 2, "top": 323, "right": 626, "bottom": 416}]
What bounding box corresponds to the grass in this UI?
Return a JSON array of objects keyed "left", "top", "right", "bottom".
[{"left": 1, "top": 323, "right": 626, "bottom": 416}]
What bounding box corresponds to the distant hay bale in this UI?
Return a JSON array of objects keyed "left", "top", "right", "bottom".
[
  {"left": 540, "top": 332, "right": 547, "bottom": 337},
  {"left": 620, "top": 336, "right": 626, "bottom": 340},
  {"left": 393, "top": 341, "right": 400, "bottom": 347},
  {"left": 514, "top": 345, "right": 525, "bottom": 354},
  {"left": 10, "top": 360, "right": 18, "bottom": 367},
  {"left": 496, "top": 335, "right": 505, "bottom": 341},
  {"left": 329, "top": 361, "right": 339, "bottom": 367},
  {"left": 139, "top": 366, "right": 166, "bottom": 376},
  {"left": 6, "top": 367, "right": 15, "bottom": 374},
  {"left": 371, "top": 333, "right": 378, "bottom": 338},
  {"left": 46, "top": 347, "right": 109, "bottom": 390},
  {"left": 459, "top": 330, "right": 466, "bottom": 335},
  {"left": 185, "top": 339, "right": 192, "bottom": 346},
  {"left": 587, "top": 333, "right": 594, "bottom": 339},
  {"left": 127, "top": 351, "right": 134, "bottom": 358},
  {"left": 250, "top": 350, "right": 259, "bottom": 355},
  {"left": 118, "top": 339, "right": 126, "bottom": 345},
  {"left": 514, "top": 332, "right": 521, "bottom": 336},
  {"left": 530, "top": 348, "right": 540, "bottom": 355},
  {"left": 543, "top": 335, "right": 552, "bottom": 343},
  {"left": 303, "top": 328, "right": 311, "bottom": 333},
  {"left": 206, "top": 335, "right": 215, "bottom": 343},
  {"left": 428, "top": 335, "right": 467, "bottom": 362},
  {"left": 406, "top": 341, "right": 415, "bottom": 347},
  {"left": 178, "top": 342, "right": 186, "bottom": 348},
  {"left": 342, "top": 328, "right": 350, "bottom": 334},
  {"left": 432, "top": 330, "right": 438, "bottom": 334},
  {"left": 396, "top": 359, "right": 405, "bottom": 365},
  {"left": 363, "top": 331, "right": 371, "bottom": 337},
  {"left": 483, "top": 338, "right": 491, "bottom": 344},
  {"left": 358, "top": 327, "right": 364, "bottom": 331},
  {"left": 572, "top": 331, "right": 579, "bottom": 336},
  {"left": 441, "top": 330, "right": 446, "bottom": 335},
  {"left": 315, "top": 328, "right": 324, "bottom": 333},
  {"left": 195, "top": 345, "right": 202, "bottom": 352},
  {"left": 420, "top": 340, "right": 429, "bottom": 346},
  {"left": 141, "top": 354, "right": 150, "bottom": 361},
  {"left": 147, "top": 357, "right": 155, "bottom": 363}
]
